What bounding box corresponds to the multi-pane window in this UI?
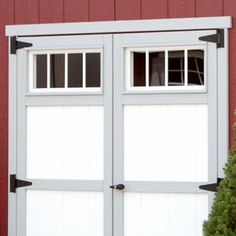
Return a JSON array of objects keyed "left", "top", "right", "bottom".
[
  {"left": 30, "top": 50, "right": 101, "bottom": 92},
  {"left": 126, "top": 47, "right": 205, "bottom": 91}
]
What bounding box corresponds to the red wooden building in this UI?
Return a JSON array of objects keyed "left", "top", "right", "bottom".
[{"left": 1, "top": 1, "right": 236, "bottom": 236}]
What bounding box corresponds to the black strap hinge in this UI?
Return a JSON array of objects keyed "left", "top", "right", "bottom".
[
  {"left": 10, "top": 174, "right": 32, "bottom": 193},
  {"left": 199, "top": 29, "right": 224, "bottom": 48},
  {"left": 199, "top": 178, "right": 223, "bottom": 192},
  {"left": 10, "top": 36, "right": 33, "bottom": 54}
]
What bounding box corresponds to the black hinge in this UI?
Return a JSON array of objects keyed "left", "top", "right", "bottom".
[
  {"left": 10, "top": 174, "right": 32, "bottom": 193},
  {"left": 199, "top": 29, "right": 224, "bottom": 48},
  {"left": 10, "top": 36, "right": 33, "bottom": 54},
  {"left": 199, "top": 178, "right": 223, "bottom": 192}
]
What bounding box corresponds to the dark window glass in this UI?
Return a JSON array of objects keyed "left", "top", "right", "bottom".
[
  {"left": 36, "top": 55, "right": 47, "bottom": 88},
  {"left": 149, "top": 52, "right": 165, "bottom": 86},
  {"left": 168, "top": 51, "right": 185, "bottom": 86},
  {"left": 50, "top": 54, "right": 65, "bottom": 88},
  {"left": 86, "top": 53, "right": 101, "bottom": 87},
  {"left": 68, "top": 53, "right": 83, "bottom": 88},
  {"left": 133, "top": 52, "right": 146, "bottom": 86},
  {"left": 188, "top": 50, "right": 204, "bottom": 86}
]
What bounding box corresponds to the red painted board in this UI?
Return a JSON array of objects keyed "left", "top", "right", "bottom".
[
  {"left": 115, "top": 0, "right": 141, "bottom": 20},
  {"left": 15, "top": 0, "right": 39, "bottom": 24},
  {"left": 142, "top": 0, "right": 168, "bottom": 19},
  {"left": 224, "top": 0, "right": 236, "bottom": 144},
  {"left": 0, "top": 0, "right": 14, "bottom": 235},
  {"left": 168, "top": 0, "right": 195, "bottom": 18},
  {"left": 89, "top": 0, "right": 114, "bottom": 21},
  {"left": 64, "top": 0, "right": 89, "bottom": 22},
  {"left": 196, "top": 0, "right": 223, "bottom": 17},
  {"left": 39, "top": 0, "right": 64, "bottom": 23}
]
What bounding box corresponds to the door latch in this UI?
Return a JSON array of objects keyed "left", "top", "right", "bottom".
[
  {"left": 110, "top": 184, "right": 125, "bottom": 190},
  {"left": 199, "top": 178, "right": 223, "bottom": 192},
  {"left": 10, "top": 174, "right": 32, "bottom": 193}
]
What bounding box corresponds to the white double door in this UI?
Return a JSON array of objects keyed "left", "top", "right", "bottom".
[{"left": 12, "top": 31, "right": 217, "bottom": 236}]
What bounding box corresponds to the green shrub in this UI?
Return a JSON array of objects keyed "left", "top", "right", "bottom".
[{"left": 203, "top": 123, "right": 236, "bottom": 235}]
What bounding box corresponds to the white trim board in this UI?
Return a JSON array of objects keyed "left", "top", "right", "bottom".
[{"left": 6, "top": 16, "right": 232, "bottom": 37}]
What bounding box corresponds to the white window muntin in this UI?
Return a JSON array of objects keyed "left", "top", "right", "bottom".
[
  {"left": 125, "top": 45, "right": 207, "bottom": 93},
  {"left": 28, "top": 48, "right": 103, "bottom": 94}
]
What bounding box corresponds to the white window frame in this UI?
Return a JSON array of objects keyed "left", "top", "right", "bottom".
[
  {"left": 28, "top": 48, "right": 103, "bottom": 93},
  {"left": 6, "top": 16, "right": 232, "bottom": 236},
  {"left": 125, "top": 45, "right": 206, "bottom": 93}
]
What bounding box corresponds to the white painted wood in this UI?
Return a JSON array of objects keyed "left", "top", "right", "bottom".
[
  {"left": 8, "top": 37, "right": 17, "bottom": 236},
  {"left": 11, "top": 34, "right": 113, "bottom": 236},
  {"left": 26, "top": 190, "right": 103, "bottom": 236},
  {"left": 113, "top": 30, "right": 221, "bottom": 236},
  {"left": 5, "top": 16, "right": 231, "bottom": 37},
  {"left": 124, "top": 104, "right": 208, "bottom": 182},
  {"left": 217, "top": 29, "right": 229, "bottom": 178},
  {"left": 27, "top": 106, "right": 104, "bottom": 180},
  {"left": 124, "top": 192, "right": 208, "bottom": 236}
]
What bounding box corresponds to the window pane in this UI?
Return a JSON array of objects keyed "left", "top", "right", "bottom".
[
  {"left": 188, "top": 50, "right": 204, "bottom": 86},
  {"left": 168, "top": 51, "right": 184, "bottom": 86},
  {"left": 133, "top": 52, "right": 146, "bottom": 86},
  {"left": 50, "top": 54, "right": 65, "bottom": 88},
  {"left": 68, "top": 53, "right": 83, "bottom": 88},
  {"left": 86, "top": 53, "right": 101, "bottom": 87},
  {"left": 35, "top": 55, "right": 47, "bottom": 88},
  {"left": 149, "top": 52, "right": 165, "bottom": 86}
]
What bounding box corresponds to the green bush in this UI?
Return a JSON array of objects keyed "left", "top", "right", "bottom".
[{"left": 203, "top": 123, "right": 236, "bottom": 235}]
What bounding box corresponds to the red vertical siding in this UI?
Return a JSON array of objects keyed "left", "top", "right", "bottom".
[
  {"left": 196, "top": 0, "right": 223, "bottom": 17},
  {"left": 141, "top": 0, "right": 168, "bottom": 19},
  {"left": 39, "top": 0, "right": 64, "bottom": 23},
  {"left": 15, "top": 0, "right": 39, "bottom": 24},
  {"left": 115, "top": 0, "right": 141, "bottom": 20},
  {"left": 64, "top": 0, "right": 89, "bottom": 22},
  {"left": 0, "top": 0, "right": 14, "bottom": 235},
  {"left": 0, "top": 1, "right": 236, "bottom": 235},
  {"left": 89, "top": 0, "right": 114, "bottom": 21},
  {"left": 168, "top": 0, "right": 196, "bottom": 18},
  {"left": 224, "top": 0, "right": 236, "bottom": 143}
]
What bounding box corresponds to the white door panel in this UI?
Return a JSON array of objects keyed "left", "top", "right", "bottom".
[
  {"left": 27, "top": 106, "right": 104, "bottom": 180},
  {"left": 114, "top": 31, "right": 217, "bottom": 236}
]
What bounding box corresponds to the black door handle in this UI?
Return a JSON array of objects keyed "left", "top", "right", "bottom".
[{"left": 110, "top": 184, "right": 125, "bottom": 190}]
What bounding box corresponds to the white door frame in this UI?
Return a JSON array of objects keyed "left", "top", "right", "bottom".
[{"left": 7, "top": 16, "right": 231, "bottom": 236}]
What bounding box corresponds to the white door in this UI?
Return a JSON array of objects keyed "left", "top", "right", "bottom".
[
  {"left": 10, "top": 30, "right": 218, "bottom": 236},
  {"left": 113, "top": 31, "right": 217, "bottom": 236},
  {"left": 11, "top": 34, "right": 113, "bottom": 236}
]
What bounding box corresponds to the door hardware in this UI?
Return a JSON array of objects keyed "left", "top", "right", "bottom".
[
  {"left": 10, "top": 174, "right": 32, "bottom": 193},
  {"left": 199, "top": 178, "right": 223, "bottom": 192},
  {"left": 110, "top": 184, "right": 125, "bottom": 190}
]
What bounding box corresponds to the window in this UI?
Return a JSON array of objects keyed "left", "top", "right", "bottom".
[
  {"left": 126, "top": 47, "right": 205, "bottom": 92},
  {"left": 29, "top": 50, "right": 102, "bottom": 92}
]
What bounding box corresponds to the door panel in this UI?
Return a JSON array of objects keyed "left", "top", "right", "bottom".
[
  {"left": 26, "top": 190, "right": 103, "bottom": 236},
  {"left": 15, "top": 34, "right": 113, "bottom": 236},
  {"left": 124, "top": 104, "right": 208, "bottom": 182},
  {"left": 27, "top": 106, "right": 104, "bottom": 180},
  {"left": 124, "top": 192, "right": 208, "bottom": 236},
  {"left": 114, "top": 31, "right": 217, "bottom": 236}
]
